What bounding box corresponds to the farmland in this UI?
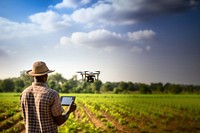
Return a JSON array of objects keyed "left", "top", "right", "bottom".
[{"left": 0, "top": 93, "right": 200, "bottom": 133}]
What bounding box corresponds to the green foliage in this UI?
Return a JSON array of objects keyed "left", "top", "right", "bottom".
[
  {"left": 75, "top": 94, "right": 200, "bottom": 132},
  {"left": 0, "top": 78, "right": 15, "bottom": 92},
  {"left": 150, "top": 83, "right": 164, "bottom": 93},
  {"left": 1, "top": 93, "right": 200, "bottom": 132},
  {"left": 164, "top": 83, "right": 182, "bottom": 94},
  {"left": 101, "top": 82, "right": 113, "bottom": 92},
  {"left": 47, "top": 73, "right": 67, "bottom": 92},
  {"left": 113, "top": 87, "right": 119, "bottom": 94},
  {"left": 91, "top": 80, "right": 102, "bottom": 93},
  {"left": 19, "top": 71, "right": 33, "bottom": 88},
  {"left": 13, "top": 78, "right": 25, "bottom": 92},
  {"left": 0, "top": 72, "right": 200, "bottom": 94},
  {"left": 138, "top": 83, "right": 152, "bottom": 94}
]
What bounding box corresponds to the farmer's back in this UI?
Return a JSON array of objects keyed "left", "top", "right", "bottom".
[{"left": 21, "top": 82, "right": 64, "bottom": 133}]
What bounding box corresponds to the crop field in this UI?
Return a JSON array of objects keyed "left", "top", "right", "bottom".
[{"left": 0, "top": 93, "right": 200, "bottom": 133}]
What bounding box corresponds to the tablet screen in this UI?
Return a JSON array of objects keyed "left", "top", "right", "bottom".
[{"left": 61, "top": 96, "right": 75, "bottom": 106}]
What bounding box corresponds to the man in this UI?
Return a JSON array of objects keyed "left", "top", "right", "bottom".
[{"left": 20, "top": 61, "right": 76, "bottom": 133}]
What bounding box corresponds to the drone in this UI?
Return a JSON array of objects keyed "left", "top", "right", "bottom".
[{"left": 77, "top": 71, "right": 100, "bottom": 83}]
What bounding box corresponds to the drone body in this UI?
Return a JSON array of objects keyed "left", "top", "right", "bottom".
[{"left": 77, "top": 71, "right": 100, "bottom": 83}]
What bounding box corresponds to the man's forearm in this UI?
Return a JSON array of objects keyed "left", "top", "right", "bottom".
[
  {"left": 53, "top": 102, "right": 76, "bottom": 126},
  {"left": 53, "top": 111, "right": 71, "bottom": 126}
]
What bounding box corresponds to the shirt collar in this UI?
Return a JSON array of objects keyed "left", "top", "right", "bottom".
[{"left": 32, "top": 82, "right": 47, "bottom": 87}]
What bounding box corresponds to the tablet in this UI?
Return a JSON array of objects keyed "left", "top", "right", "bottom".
[{"left": 60, "top": 96, "right": 75, "bottom": 106}]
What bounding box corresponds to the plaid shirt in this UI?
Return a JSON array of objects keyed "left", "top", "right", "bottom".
[{"left": 20, "top": 82, "right": 64, "bottom": 133}]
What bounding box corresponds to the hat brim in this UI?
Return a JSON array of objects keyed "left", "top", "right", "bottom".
[{"left": 26, "top": 70, "right": 55, "bottom": 76}]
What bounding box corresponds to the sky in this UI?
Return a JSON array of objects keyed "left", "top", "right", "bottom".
[{"left": 0, "top": 0, "right": 200, "bottom": 85}]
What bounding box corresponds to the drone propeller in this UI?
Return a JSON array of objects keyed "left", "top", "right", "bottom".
[
  {"left": 77, "top": 71, "right": 83, "bottom": 74},
  {"left": 95, "top": 71, "right": 100, "bottom": 80},
  {"left": 77, "top": 71, "right": 84, "bottom": 79},
  {"left": 93, "top": 71, "right": 100, "bottom": 74}
]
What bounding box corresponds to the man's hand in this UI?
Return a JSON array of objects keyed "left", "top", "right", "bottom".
[
  {"left": 67, "top": 100, "right": 77, "bottom": 113},
  {"left": 53, "top": 100, "right": 77, "bottom": 126}
]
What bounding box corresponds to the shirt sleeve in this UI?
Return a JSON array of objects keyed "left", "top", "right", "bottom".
[{"left": 51, "top": 92, "right": 64, "bottom": 117}]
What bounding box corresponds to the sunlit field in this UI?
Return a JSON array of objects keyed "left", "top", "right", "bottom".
[{"left": 0, "top": 93, "right": 200, "bottom": 133}]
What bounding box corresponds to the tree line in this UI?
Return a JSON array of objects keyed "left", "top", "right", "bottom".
[{"left": 0, "top": 71, "right": 200, "bottom": 94}]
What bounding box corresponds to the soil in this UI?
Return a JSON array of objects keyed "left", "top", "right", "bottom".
[{"left": 79, "top": 103, "right": 135, "bottom": 133}]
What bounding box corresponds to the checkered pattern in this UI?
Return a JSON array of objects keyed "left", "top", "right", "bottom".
[{"left": 20, "top": 82, "right": 64, "bottom": 133}]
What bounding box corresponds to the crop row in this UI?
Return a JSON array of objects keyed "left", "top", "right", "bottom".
[
  {"left": 0, "top": 94, "right": 24, "bottom": 133},
  {"left": 73, "top": 94, "right": 200, "bottom": 132}
]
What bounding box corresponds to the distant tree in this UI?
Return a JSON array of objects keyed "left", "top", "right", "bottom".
[
  {"left": 164, "top": 83, "right": 182, "bottom": 94},
  {"left": 184, "top": 85, "right": 200, "bottom": 94},
  {"left": 68, "top": 75, "right": 78, "bottom": 89},
  {"left": 20, "top": 71, "right": 33, "bottom": 88},
  {"left": 171, "top": 84, "right": 182, "bottom": 94},
  {"left": 138, "top": 83, "right": 151, "bottom": 94},
  {"left": 61, "top": 82, "right": 71, "bottom": 93},
  {"left": 74, "top": 86, "right": 82, "bottom": 93},
  {"left": 0, "top": 80, "right": 2, "bottom": 92},
  {"left": 48, "top": 80, "right": 58, "bottom": 91},
  {"left": 150, "top": 83, "right": 164, "bottom": 93},
  {"left": 113, "top": 87, "right": 120, "bottom": 94},
  {"left": 194, "top": 85, "right": 200, "bottom": 94},
  {"left": 47, "top": 73, "right": 67, "bottom": 92},
  {"left": 91, "top": 80, "right": 102, "bottom": 93},
  {"left": 164, "top": 83, "right": 171, "bottom": 93},
  {"left": 2, "top": 70, "right": 200, "bottom": 94},
  {"left": 118, "top": 81, "right": 129, "bottom": 92},
  {"left": 1, "top": 78, "right": 15, "bottom": 92},
  {"left": 79, "top": 82, "right": 91, "bottom": 93},
  {"left": 183, "top": 85, "right": 193, "bottom": 93},
  {"left": 48, "top": 73, "right": 66, "bottom": 85},
  {"left": 132, "top": 83, "right": 140, "bottom": 91},
  {"left": 127, "top": 82, "right": 135, "bottom": 91},
  {"left": 101, "top": 82, "right": 114, "bottom": 92},
  {"left": 14, "top": 78, "right": 25, "bottom": 92}
]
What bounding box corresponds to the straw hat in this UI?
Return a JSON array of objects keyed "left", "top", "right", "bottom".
[{"left": 26, "top": 61, "right": 54, "bottom": 76}]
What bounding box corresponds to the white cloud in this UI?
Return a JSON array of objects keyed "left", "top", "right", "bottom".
[
  {"left": 1, "top": 0, "right": 196, "bottom": 41},
  {"left": 60, "top": 29, "right": 124, "bottom": 48},
  {"left": 128, "top": 30, "right": 156, "bottom": 41},
  {"left": 60, "top": 36, "right": 72, "bottom": 46},
  {"left": 0, "top": 10, "right": 73, "bottom": 40},
  {"left": 0, "top": 17, "right": 42, "bottom": 40},
  {"left": 72, "top": 3, "right": 118, "bottom": 26},
  {"left": 29, "top": 10, "right": 72, "bottom": 32},
  {"left": 54, "top": 0, "right": 91, "bottom": 9},
  {"left": 59, "top": 29, "right": 156, "bottom": 52},
  {"left": 71, "top": 0, "right": 198, "bottom": 26}
]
